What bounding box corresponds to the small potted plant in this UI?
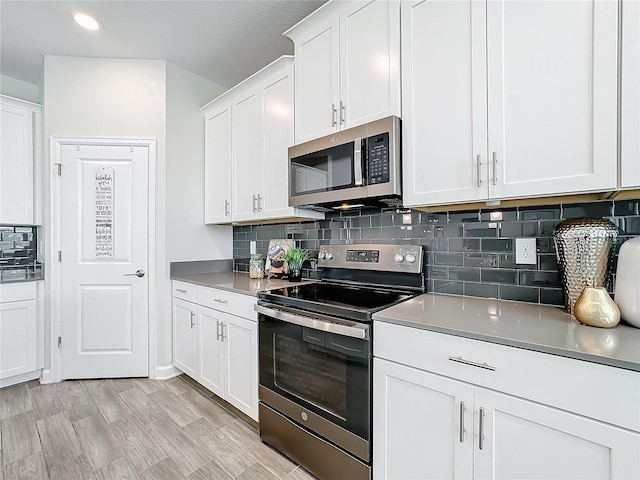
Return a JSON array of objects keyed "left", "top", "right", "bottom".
[{"left": 284, "top": 247, "right": 311, "bottom": 282}]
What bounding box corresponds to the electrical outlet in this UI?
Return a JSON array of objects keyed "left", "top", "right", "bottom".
[
  {"left": 250, "top": 241, "right": 256, "bottom": 255},
  {"left": 515, "top": 238, "right": 537, "bottom": 265}
]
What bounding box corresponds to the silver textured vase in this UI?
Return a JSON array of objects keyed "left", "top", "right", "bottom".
[{"left": 553, "top": 218, "right": 618, "bottom": 314}]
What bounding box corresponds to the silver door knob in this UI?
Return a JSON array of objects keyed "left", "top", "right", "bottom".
[{"left": 125, "top": 269, "right": 145, "bottom": 278}]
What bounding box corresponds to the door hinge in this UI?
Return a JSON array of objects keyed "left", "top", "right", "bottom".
[
  {"left": 57, "top": 336, "right": 62, "bottom": 348},
  {"left": 58, "top": 251, "right": 62, "bottom": 262},
  {"left": 54, "top": 163, "right": 62, "bottom": 176}
]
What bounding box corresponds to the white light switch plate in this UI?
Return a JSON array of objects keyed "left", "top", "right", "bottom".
[{"left": 515, "top": 238, "right": 537, "bottom": 265}]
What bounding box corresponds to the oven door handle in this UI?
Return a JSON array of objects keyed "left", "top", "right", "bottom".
[{"left": 254, "top": 304, "right": 369, "bottom": 340}]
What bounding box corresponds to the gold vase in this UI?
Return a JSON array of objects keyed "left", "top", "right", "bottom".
[{"left": 574, "top": 287, "right": 620, "bottom": 328}]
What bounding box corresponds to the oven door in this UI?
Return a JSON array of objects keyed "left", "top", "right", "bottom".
[{"left": 256, "top": 303, "right": 371, "bottom": 461}]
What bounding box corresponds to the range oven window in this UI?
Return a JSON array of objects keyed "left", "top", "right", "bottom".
[{"left": 259, "top": 315, "right": 370, "bottom": 440}]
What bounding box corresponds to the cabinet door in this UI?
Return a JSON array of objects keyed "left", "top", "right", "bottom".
[
  {"left": 198, "top": 306, "right": 225, "bottom": 398},
  {"left": 0, "top": 101, "right": 34, "bottom": 224},
  {"left": 340, "top": 0, "right": 401, "bottom": 129},
  {"left": 223, "top": 313, "right": 258, "bottom": 421},
  {"left": 373, "top": 358, "right": 474, "bottom": 480},
  {"left": 172, "top": 298, "right": 197, "bottom": 378},
  {"left": 621, "top": 0, "right": 640, "bottom": 189},
  {"left": 487, "top": 0, "right": 618, "bottom": 199},
  {"left": 0, "top": 300, "right": 37, "bottom": 379},
  {"left": 401, "top": 0, "right": 488, "bottom": 207},
  {"left": 232, "top": 89, "right": 261, "bottom": 222},
  {"left": 474, "top": 388, "right": 640, "bottom": 480},
  {"left": 260, "top": 66, "right": 295, "bottom": 220},
  {"left": 294, "top": 14, "right": 340, "bottom": 144},
  {"left": 204, "top": 101, "right": 232, "bottom": 223}
]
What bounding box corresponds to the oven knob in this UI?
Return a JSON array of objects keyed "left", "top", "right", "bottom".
[
  {"left": 405, "top": 253, "right": 417, "bottom": 263},
  {"left": 301, "top": 412, "right": 308, "bottom": 422},
  {"left": 394, "top": 253, "right": 405, "bottom": 263},
  {"left": 325, "top": 252, "right": 334, "bottom": 260},
  {"left": 318, "top": 251, "right": 326, "bottom": 260}
]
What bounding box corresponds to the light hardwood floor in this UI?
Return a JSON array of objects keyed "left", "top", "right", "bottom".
[{"left": 0, "top": 376, "right": 316, "bottom": 480}]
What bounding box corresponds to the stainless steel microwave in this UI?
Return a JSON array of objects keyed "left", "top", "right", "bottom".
[{"left": 288, "top": 116, "right": 401, "bottom": 211}]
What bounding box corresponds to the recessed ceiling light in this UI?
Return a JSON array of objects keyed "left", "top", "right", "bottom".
[{"left": 74, "top": 13, "right": 101, "bottom": 31}]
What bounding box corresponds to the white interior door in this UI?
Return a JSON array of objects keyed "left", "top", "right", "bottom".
[{"left": 60, "top": 142, "right": 149, "bottom": 378}]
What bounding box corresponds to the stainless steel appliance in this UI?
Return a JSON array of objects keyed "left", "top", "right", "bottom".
[
  {"left": 288, "top": 116, "right": 402, "bottom": 211},
  {"left": 255, "top": 244, "right": 425, "bottom": 480}
]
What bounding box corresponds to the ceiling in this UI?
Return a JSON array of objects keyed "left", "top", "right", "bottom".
[{"left": 0, "top": 0, "right": 327, "bottom": 88}]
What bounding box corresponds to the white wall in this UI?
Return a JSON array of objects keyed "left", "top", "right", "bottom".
[
  {"left": 42, "top": 55, "right": 169, "bottom": 378},
  {"left": 0, "top": 74, "right": 40, "bottom": 103}
]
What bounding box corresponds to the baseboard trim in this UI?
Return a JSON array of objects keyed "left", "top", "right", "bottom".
[
  {"left": 154, "top": 364, "right": 182, "bottom": 380},
  {"left": 40, "top": 368, "right": 52, "bottom": 384},
  {"left": 0, "top": 370, "right": 42, "bottom": 388}
]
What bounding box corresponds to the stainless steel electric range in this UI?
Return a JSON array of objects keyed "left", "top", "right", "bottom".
[{"left": 255, "top": 244, "right": 425, "bottom": 480}]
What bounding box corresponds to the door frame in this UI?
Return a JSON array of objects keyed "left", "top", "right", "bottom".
[{"left": 46, "top": 137, "right": 157, "bottom": 383}]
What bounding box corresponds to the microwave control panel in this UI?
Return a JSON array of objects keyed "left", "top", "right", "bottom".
[{"left": 367, "top": 133, "right": 390, "bottom": 185}]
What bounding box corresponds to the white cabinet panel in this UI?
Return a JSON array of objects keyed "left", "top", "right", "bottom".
[
  {"left": 621, "top": 0, "right": 640, "bottom": 189},
  {"left": 198, "top": 305, "right": 225, "bottom": 397},
  {"left": 225, "top": 314, "right": 258, "bottom": 419},
  {"left": 0, "top": 96, "right": 39, "bottom": 225},
  {"left": 172, "top": 298, "right": 197, "bottom": 378},
  {"left": 0, "top": 299, "right": 37, "bottom": 379},
  {"left": 204, "top": 102, "right": 232, "bottom": 223}
]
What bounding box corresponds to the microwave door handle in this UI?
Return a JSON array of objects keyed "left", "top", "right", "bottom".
[{"left": 354, "top": 137, "right": 363, "bottom": 186}]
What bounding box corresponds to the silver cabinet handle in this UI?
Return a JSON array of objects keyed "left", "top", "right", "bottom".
[
  {"left": 459, "top": 401, "right": 466, "bottom": 443},
  {"left": 340, "top": 100, "right": 345, "bottom": 125},
  {"left": 224, "top": 200, "right": 230, "bottom": 216},
  {"left": 257, "top": 194, "right": 263, "bottom": 212},
  {"left": 216, "top": 321, "right": 222, "bottom": 340},
  {"left": 219, "top": 322, "right": 225, "bottom": 342},
  {"left": 124, "top": 269, "right": 145, "bottom": 278},
  {"left": 190, "top": 311, "right": 196, "bottom": 329},
  {"left": 332, "top": 104, "right": 337, "bottom": 127},
  {"left": 448, "top": 356, "right": 496, "bottom": 371},
  {"left": 492, "top": 152, "right": 498, "bottom": 185},
  {"left": 479, "top": 407, "right": 486, "bottom": 450},
  {"left": 213, "top": 298, "right": 228, "bottom": 305},
  {"left": 354, "top": 137, "right": 363, "bottom": 186},
  {"left": 176, "top": 288, "right": 187, "bottom": 293},
  {"left": 252, "top": 194, "right": 258, "bottom": 213},
  {"left": 476, "top": 154, "right": 482, "bottom": 187}
]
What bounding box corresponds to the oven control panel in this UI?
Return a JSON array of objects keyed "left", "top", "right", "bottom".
[{"left": 318, "top": 244, "right": 423, "bottom": 273}]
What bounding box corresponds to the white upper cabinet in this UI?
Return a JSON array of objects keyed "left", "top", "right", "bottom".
[
  {"left": 402, "top": 0, "right": 619, "bottom": 208},
  {"left": 620, "top": 0, "right": 640, "bottom": 189},
  {"left": 286, "top": 0, "right": 401, "bottom": 144},
  {"left": 204, "top": 101, "right": 232, "bottom": 224},
  {"left": 0, "top": 95, "right": 40, "bottom": 225},
  {"left": 202, "top": 57, "right": 323, "bottom": 225}
]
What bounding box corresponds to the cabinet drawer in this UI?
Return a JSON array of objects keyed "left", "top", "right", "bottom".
[
  {"left": 0, "top": 282, "right": 36, "bottom": 303},
  {"left": 197, "top": 286, "right": 256, "bottom": 321},
  {"left": 172, "top": 281, "right": 197, "bottom": 302},
  {"left": 374, "top": 321, "right": 640, "bottom": 433}
]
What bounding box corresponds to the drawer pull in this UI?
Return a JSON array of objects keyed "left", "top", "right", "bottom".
[
  {"left": 190, "top": 311, "right": 196, "bottom": 329},
  {"left": 213, "top": 298, "right": 228, "bottom": 305},
  {"left": 479, "top": 407, "right": 486, "bottom": 450},
  {"left": 176, "top": 288, "right": 187, "bottom": 293},
  {"left": 448, "top": 356, "right": 496, "bottom": 371},
  {"left": 459, "top": 401, "right": 466, "bottom": 443}
]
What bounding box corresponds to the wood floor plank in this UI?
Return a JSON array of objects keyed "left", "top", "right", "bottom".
[
  {"left": 145, "top": 416, "right": 211, "bottom": 476},
  {"left": 36, "top": 412, "right": 82, "bottom": 458},
  {"left": 139, "top": 457, "right": 185, "bottom": 480},
  {"left": 4, "top": 452, "right": 48, "bottom": 480},
  {"left": 163, "top": 377, "right": 188, "bottom": 395},
  {"left": 220, "top": 419, "right": 297, "bottom": 478},
  {"left": 29, "top": 384, "right": 69, "bottom": 420},
  {"left": 95, "top": 457, "right": 139, "bottom": 480},
  {"left": 177, "top": 389, "right": 236, "bottom": 429},
  {"left": 43, "top": 451, "right": 95, "bottom": 480},
  {"left": 105, "top": 379, "right": 139, "bottom": 394},
  {"left": 183, "top": 417, "right": 255, "bottom": 478},
  {"left": 237, "top": 462, "right": 280, "bottom": 480},
  {"left": 84, "top": 382, "right": 132, "bottom": 423},
  {"left": 110, "top": 415, "right": 168, "bottom": 471},
  {"left": 286, "top": 466, "right": 318, "bottom": 480},
  {"left": 73, "top": 414, "right": 126, "bottom": 470},
  {"left": 149, "top": 389, "right": 201, "bottom": 427},
  {"left": 133, "top": 379, "right": 165, "bottom": 395},
  {"left": 118, "top": 387, "right": 166, "bottom": 425},
  {"left": 1, "top": 410, "right": 41, "bottom": 466},
  {"left": 0, "top": 384, "right": 32, "bottom": 420},
  {"left": 187, "top": 459, "right": 233, "bottom": 480},
  {"left": 64, "top": 384, "right": 98, "bottom": 422}
]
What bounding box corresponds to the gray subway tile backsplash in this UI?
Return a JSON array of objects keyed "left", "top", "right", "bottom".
[{"left": 232, "top": 199, "right": 640, "bottom": 307}]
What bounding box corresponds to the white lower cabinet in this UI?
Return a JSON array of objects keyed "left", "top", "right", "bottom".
[
  {"left": 0, "top": 282, "right": 42, "bottom": 387},
  {"left": 373, "top": 323, "right": 640, "bottom": 480},
  {"left": 172, "top": 281, "right": 258, "bottom": 421}
]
